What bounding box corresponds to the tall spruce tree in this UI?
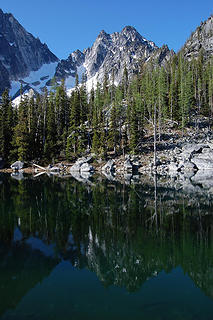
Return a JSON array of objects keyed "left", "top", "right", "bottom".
[{"left": 0, "top": 90, "right": 14, "bottom": 162}]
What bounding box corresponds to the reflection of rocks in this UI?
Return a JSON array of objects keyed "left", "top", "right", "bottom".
[
  {"left": 191, "top": 148, "right": 213, "bottom": 170},
  {"left": 124, "top": 159, "right": 133, "bottom": 172},
  {"left": 2, "top": 172, "right": 213, "bottom": 297},
  {"left": 11, "top": 171, "right": 24, "bottom": 181},
  {"left": 191, "top": 170, "right": 213, "bottom": 189},
  {"left": 70, "top": 170, "right": 94, "bottom": 185},
  {"left": 101, "top": 171, "right": 116, "bottom": 181}
]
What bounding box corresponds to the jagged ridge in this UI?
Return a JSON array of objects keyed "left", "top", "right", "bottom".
[
  {"left": 0, "top": 8, "right": 58, "bottom": 95},
  {"left": 55, "top": 26, "right": 171, "bottom": 92}
]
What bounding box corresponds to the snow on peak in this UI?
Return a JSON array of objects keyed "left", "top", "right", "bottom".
[{"left": 10, "top": 61, "right": 58, "bottom": 97}]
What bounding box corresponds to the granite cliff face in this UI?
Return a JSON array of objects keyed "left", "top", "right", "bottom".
[
  {"left": 1, "top": 8, "right": 213, "bottom": 98},
  {"left": 55, "top": 26, "right": 171, "bottom": 91},
  {"left": 181, "top": 15, "right": 213, "bottom": 59},
  {"left": 0, "top": 8, "right": 58, "bottom": 95}
]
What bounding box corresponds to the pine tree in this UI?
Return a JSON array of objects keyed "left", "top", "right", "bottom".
[
  {"left": 11, "top": 96, "right": 30, "bottom": 161},
  {"left": 44, "top": 93, "right": 57, "bottom": 160},
  {"left": 157, "top": 66, "right": 167, "bottom": 141},
  {"left": 108, "top": 101, "right": 118, "bottom": 153},
  {"left": 0, "top": 90, "right": 14, "bottom": 162}
]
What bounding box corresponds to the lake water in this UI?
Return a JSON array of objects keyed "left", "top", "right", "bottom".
[{"left": 0, "top": 173, "right": 213, "bottom": 319}]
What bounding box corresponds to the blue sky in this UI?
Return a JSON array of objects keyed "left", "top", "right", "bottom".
[{"left": 1, "top": 0, "right": 212, "bottom": 59}]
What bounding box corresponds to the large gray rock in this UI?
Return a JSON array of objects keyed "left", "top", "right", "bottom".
[
  {"left": 181, "top": 143, "right": 205, "bottom": 161},
  {"left": 168, "top": 162, "right": 181, "bottom": 174},
  {"left": 101, "top": 160, "right": 115, "bottom": 173},
  {"left": 191, "top": 149, "right": 213, "bottom": 170},
  {"left": 70, "top": 163, "right": 81, "bottom": 173},
  {"left": 80, "top": 163, "right": 94, "bottom": 172},
  {"left": 191, "top": 158, "right": 213, "bottom": 170},
  {"left": 10, "top": 161, "right": 24, "bottom": 171},
  {"left": 70, "top": 156, "right": 94, "bottom": 173},
  {"left": 182, "top": 161, "right": 197, "bottom": 172},
  {"left": 191, "top": 170, "right": 213, "bottom": 190}
]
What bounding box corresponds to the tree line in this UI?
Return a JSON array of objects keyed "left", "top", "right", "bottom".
[{"left": 0, "top": 51, "right": 213, "bottom": 164}]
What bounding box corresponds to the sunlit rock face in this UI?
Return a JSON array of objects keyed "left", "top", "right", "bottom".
[
  {"left": 181, "top": 15, "right": 213, "bottom": 60},
  {"left": 55, "top": 26, "right": 171, "bottom": 92}
]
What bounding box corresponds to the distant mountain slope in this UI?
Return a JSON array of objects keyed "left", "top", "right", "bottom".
[
  {"left": 55, "top": 26, "right": 171, "bottom": 92},
  {"left": 181, "top": 15, "right": 213, "bottom": 59},
  {"left": 0, "top": 8, "right": 58, "bottom": 95}
]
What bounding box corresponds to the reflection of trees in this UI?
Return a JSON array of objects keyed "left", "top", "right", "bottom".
[{"left": 1, "top": 174, "right": 213, "bottom": 296}]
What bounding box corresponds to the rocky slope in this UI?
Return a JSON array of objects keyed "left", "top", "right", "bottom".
[
  {"left": 55, "top": 26, "right": 172, "bottom": 91},
  {"left": 181, "top": 15, "right": 213, "bottom": 59},
  {"left": 0, "top": 8, "right": 58, "bottom": 95}
]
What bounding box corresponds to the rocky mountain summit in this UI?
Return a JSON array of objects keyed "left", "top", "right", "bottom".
[
  {"left": 0, "top": 8, "right": 58, "bottom": 95},
  {"left": 182, "top": 15, "right": 213, "bottom": 59},
  {"left": 0, "top": 8, "right": 172, "bottom": 98},
  {"left": 55, "top": 26, "right": 171, "bottom": 91},
  {"left": 0, "top": 8, "right": 213, "bottom": 98}
]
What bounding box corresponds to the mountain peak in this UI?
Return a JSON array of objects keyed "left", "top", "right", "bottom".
[
  {"left": 55, "top": 25, "right": 170, "bottom": 93},
  {"left": 121, "top": 26, "right": 137, "bottom": 33},
  {"left": 99, "top": 29, "right": 107, "bottom": 36},
  {"left": 97, "top": 29, "right": 110, "bottom": 40},
  {"left": 0, "top": 8, "right": 58, "bottom": 95}
]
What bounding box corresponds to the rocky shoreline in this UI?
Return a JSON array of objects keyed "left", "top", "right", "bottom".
[{"left": 2, "top": 124, "right": 213, "bottom": 190}]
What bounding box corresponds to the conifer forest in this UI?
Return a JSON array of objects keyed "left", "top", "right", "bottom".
[{"left": 0, "top": 52, "right": 213, "bottom": 165}]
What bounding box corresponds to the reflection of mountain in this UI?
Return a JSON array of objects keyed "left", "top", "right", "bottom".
[
  {"left": 1, "top": 174, "right": 213, "bottom": 302},
  {"left": 76, "top": 227, "right": 213, "bottom": 295},
  {"left": 0, "top": 241, "right": 58, "bottom": 316}
]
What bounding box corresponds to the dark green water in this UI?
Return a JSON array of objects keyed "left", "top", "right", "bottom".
[{"left": 0, "top": 173, "right": 213, "bottom": 319}]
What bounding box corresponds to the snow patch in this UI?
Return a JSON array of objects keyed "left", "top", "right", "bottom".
[
  {"left": 86, "top": 74, "right": 98, "bottom": 92},
  {"left": 10, "top": 62, "right": 58, "bottom": 97},
  {"left": 77, "top": 65, "right": 86, "bottom": 81},
  {"left": 65, "top": 64, "right": 87, "bottom": 95},
  {"left": 65, "top": 76, "right": 75, "bottom": 90},
  {"left": 22, "top": 62, "right": 58, "bottom": 84},
  {"left": 12, "top": 89, "right": 35, "bottom": 107}
]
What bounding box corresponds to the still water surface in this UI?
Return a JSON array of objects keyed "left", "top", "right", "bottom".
[{"left": 0, "top": 173, "right": 213, "bottom": 319}]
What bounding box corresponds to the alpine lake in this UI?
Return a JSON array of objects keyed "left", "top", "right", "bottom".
[{"left": 0, "top": 172, "right": 213, "bottom": 320}]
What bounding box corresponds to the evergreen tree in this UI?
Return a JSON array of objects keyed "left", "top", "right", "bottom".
[
  {"left": 44, "top": 93, "right": 57, "bottom": 160},
  {"left": 0, "top": 90, "right": 14, "bottom": 162},
  {"left": 11, "top": 96, "right": 29, "bottom": 161}
]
